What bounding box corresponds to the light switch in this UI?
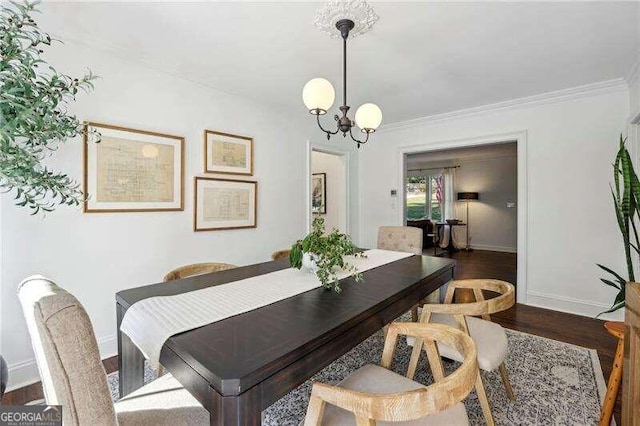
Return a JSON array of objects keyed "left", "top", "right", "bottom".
[{"left": 390, "top": 190, "right": 397, "bottom": 197}]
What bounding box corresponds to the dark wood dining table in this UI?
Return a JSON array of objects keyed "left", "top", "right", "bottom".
[{"left": 116, "top": 254, "right": 455, "bottom": 425}]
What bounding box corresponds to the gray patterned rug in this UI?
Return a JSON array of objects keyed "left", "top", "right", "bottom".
[{"left": 108, "top": 322, "right": 608, "bottom": 425}]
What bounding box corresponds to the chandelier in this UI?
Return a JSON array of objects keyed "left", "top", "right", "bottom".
[{"left": 302, "top": 0, "right": 382, "bottom": 148}]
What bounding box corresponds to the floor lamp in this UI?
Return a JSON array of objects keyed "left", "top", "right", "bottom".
[{"left": 457, "top": 192, "right": 479, "bottom": 251}]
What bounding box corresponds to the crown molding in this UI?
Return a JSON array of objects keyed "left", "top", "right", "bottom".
[{"left": 380, "top": 78, "right": 629, "bottom": 133}]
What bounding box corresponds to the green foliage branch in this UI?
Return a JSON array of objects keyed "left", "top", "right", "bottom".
[
  {"left": 290, "top": 217, "right": 365, "bottom": 293},
  {"left": 0, "top": 1, "right": 98, "bottom": 214}
]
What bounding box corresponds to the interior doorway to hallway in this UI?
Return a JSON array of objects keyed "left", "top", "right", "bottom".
[{"left": 310, "top": 150, "right": 348, "bottom": 234}]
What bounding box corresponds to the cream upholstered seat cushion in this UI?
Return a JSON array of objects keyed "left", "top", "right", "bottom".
[
  {"left": 408, "top": 313, "right": 508, "bottom": 372},
  {"left": 115, "top": 373, "right": 208, "bottom": 425},
  {"left": 17, "top": 276, "right": 208, "bottom": 426},
  {"left": 312, "top": 364, "right": 468, "bottom": 426},
  {"left": 377, "top": 226, "right": 423, "bottom": 255}
]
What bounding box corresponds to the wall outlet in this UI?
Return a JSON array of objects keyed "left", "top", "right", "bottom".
[
  {"left": 507, "top": 202, "right": 516, "bottom": 208},
  {"left": 390, "top": 189, "right": 397, "bottom": 197}
]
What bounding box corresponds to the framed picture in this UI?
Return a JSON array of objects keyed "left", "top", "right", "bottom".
[
  {"left": 312, "top": 173, "right": 326, "bottom": 214},
  {"left": 83, "top": 122, "right": 184, "bottom": 213},
  {"left": 194, "top": 177, "right": 257, "bottom": 231},
  {"left": 204, "top": 130, "right": 253, "bottom": 175}
]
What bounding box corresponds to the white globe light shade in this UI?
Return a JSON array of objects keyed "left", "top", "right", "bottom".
[
  {"left": 302, "top": 78, "right": 335, "bottom": 113},
  {"left": 355, "top": 103, "right": 382, "bottom": 131}
]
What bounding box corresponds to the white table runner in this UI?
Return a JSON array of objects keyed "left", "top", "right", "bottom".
[{"left": 120, "top": 249, "right": 414, "bottom": 368}]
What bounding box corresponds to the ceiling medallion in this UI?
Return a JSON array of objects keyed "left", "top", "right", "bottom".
[
  {"left": 314, "top": 0, "right": 379, "bottom": 39},
  {"left": 303, "top": 0, "right": 381, "bottom": 149}
]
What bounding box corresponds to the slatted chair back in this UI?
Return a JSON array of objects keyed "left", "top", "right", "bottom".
[
  {"left": 304, "top": 322, "right": 478, "bottom": 425},
  {"left": 163, "top": 262, "right": 237, "bottom": 282},
  {"left": 271, "top": 249, "right": 291, "bottom": 261}
]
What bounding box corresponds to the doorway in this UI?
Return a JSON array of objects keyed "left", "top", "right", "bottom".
[
  {"left": 309, "top": 149, "right": 348, "bottom": 234},
  {"left": 397, "top": 131, "right": 527, "bottom": 304}
]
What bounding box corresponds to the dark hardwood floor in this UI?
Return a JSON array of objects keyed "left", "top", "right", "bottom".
[
  {"left": 3, "top": 249, "right": 619, "bottom": 423},
  {"left": 1, "top": 355, "right": 119, "bottom": 406}
]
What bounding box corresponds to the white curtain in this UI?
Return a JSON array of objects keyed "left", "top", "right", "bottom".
[{"left": 439, "top": 168, "right": 461, "bottom": 248}]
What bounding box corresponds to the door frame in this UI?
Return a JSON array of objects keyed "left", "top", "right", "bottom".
[
  {"left": 306, "top": 141, "right": 351, "bottom": 234},
  {"left": 396, "top": 130, "right": 528, "bottom": 304},
  {"left": 630, "top": 109, "right": 640, "bottom": 165}
]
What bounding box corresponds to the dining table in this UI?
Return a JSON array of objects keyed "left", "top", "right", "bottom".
[{"left": 116, "top": 253, "right": 455, "bottom": 425}]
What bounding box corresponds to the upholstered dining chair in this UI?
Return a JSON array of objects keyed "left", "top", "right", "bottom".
[
  {"left": 271, "top": 249, "right": 291, "bottom": 261},
  {"left": 411, "top": 279, "right": 516, "bottom": 425},
  {"left": 17, "top": 276, "right": 208, "bottom": 426},
  {"left": 163, "top": 262, "right": 237, "bottom": 282},
  {"left": 377, "top": 226, "right": 439, "bottom": 321},
  {"left": 303, "top": 322, "right": 479, "bottom": 425}
]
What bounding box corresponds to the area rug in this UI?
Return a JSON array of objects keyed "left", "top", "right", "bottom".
[{"left": 107, "top": 323, "right": 608, "bottom": 425}]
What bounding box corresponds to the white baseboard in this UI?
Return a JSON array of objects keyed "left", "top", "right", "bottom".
[
  {"left": 469, "top": 244, "right": 517, "bottom": 253},
  {"left": 526, "top": 290, "right": 624, "bottom": 321},
  {"left": 98, "top": 334, "right": 118, "bottom": 359},
  {"left": 6, "top": 334, "right": 118, "bottom": 393},
  {"left": 6, "top": 358, "right": 38, "bottom": 393}
]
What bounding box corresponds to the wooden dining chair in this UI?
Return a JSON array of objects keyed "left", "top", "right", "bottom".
[
  {"left": 163, "top": 262, "right": 237, "bottom": 282},
  {"left": 599, "top": 321, "right": 625, "bottom": 426},
  {"left": 377, "top": 226, "right": 439, "bottom": 321},
  {"left": 411, "top": 279, "right": 516, "bottom": 425},
  {"left": 17, "top": 276, "right": 208, "bottom": 426},
  {"left": 303, "top": 322, "right": 479, "bottom": 425},
  {"left": 271, "top": 249, "right": 291, "bottom": 261}
]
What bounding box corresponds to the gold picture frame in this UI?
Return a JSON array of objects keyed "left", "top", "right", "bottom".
[
  {"left": 194, "top": 176, "right": 257, "bottom": 231},
  {"left": 203, "top": 130, "right": 253, "bottom": 175},
  {"left": 83, "top": 122, "right": 184, "bottom": 213}
]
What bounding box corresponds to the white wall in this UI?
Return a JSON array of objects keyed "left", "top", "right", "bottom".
[
  {"left": 456, "top": 155, "right": 517, "bottom": 252},
  {"left": 629, "top": 7, "right": 640, "bottom": 120},
  {"left": 311, "top": 151, "right": 347, "bottom": 233},
  {"left": 0, "top": 39, "right": 359, "bottom": 390},
  {"left": 360, "top": 85, "right": 629, "bottom": 320}
]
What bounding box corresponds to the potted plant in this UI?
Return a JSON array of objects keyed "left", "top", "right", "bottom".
[
  {"left": 289, "top": 217, "right": 364, "bottom": 293},
  {"left": 0, "top": 1, "right": 98, "bottom": 214},
  {"left": 597, "top": 135, "right": 638, "bottom": 315}
]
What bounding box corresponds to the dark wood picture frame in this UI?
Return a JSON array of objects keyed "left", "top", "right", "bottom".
[
  {"left": 312, "top": 172, "right": 327, "bottom": 214},
  {"left": 83, "top": 122, "right": 185, "bottom": 213},
  {"left": 194, "top": 176, "right": 258, "bottom": 231},
  {"left": 203, "top": 130, "right": 254, "bottom": 175}
]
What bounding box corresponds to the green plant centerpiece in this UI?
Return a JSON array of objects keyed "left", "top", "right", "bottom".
[
  {"left": 597, "top": 135, "right": 639, "bottom": 315},
  {"left": 290, "top": 217, "right": 364, "bottom": 293},
  {"left": 1, "top": 1, "right": 98, "bottom": 214}
]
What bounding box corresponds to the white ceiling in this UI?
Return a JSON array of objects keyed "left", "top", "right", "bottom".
[{"left": 39, "top": 1, "right": 639, "bottom": 125}]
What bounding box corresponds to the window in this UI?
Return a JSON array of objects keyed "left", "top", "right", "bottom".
[{"left": 406, "top": 173, "right": 443, "bottom": 221}]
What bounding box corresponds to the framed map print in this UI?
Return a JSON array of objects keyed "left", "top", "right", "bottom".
[
  {"left": 83, "top": 122, "right": 184, "bottom": 213},
  {"left": 311, "top": 173, "right": 326, "bottom": 214},
  {"left": 194, "top": 177, "right": 257, "bottom": 231},
  {"left": 204, "top": 130, "right": 253, "bottom": 175}
]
